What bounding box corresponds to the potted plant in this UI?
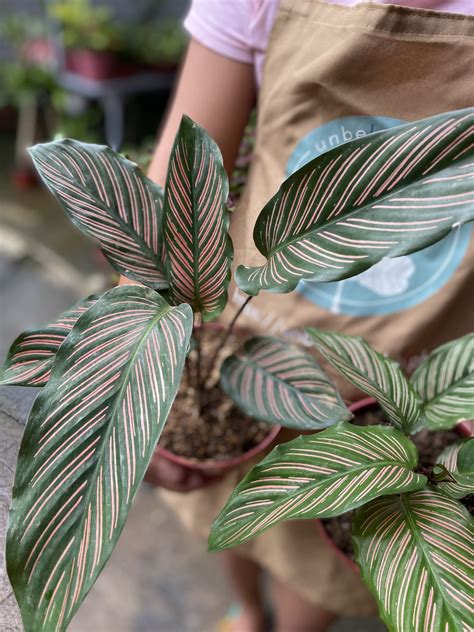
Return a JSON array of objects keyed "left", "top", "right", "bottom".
[
  {"left": 126, "top": 18, "right": 188, "bottom": 73},
  {"left": 209, "top": 328, "right": 474, "bottom": 631},
  {"left": 2, "top": 108, "right": 473, "bottom": 631},
  {"left": 316, "top": 392, "right": 472, "bottom": 575},
  {"left": 49, "top": 0, "right": 136, "bottom": 80},
  {"left": 0, "top": 15, "right": 56, "bottom": 187}
]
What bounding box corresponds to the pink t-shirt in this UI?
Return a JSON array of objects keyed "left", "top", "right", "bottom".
[{"left": 185, "top": 0, "right": 474, "bottom": 84}]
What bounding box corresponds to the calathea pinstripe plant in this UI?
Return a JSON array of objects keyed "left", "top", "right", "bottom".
[
  {"left": 2, "top": 108, "right": 473, "bottom": 631},
  {"left": 210, "top": 330, "right": 474, "bottom": 632}
]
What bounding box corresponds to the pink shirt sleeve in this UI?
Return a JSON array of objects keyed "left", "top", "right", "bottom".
[
  {"left": 184, "top": 0, "right": 255, "bottom": 64},
  {"left": 184, "top": 0, "right": 474, "bottom": 86}
]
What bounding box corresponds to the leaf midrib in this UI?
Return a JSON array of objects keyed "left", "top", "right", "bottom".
[
  {"left": 422, "top": 373, "right": 474, "bottom": 414},
  {"left": 262, "top": 146, "right": 470, "bottom": 259},
  {"left": 189, "top": 138, "right": 203, "bottom": 314},
  {"left": 245, "top": 461, "right": 423, "bottom": 518},
  {"left": 312, "top": 338, "right": 421, "bottom": 433},
  {"left": 64, "top": 301, "right": 174, "bottom": 613},
  {"left": 235, "top": 354, "right": 350, "bottom": 419}
]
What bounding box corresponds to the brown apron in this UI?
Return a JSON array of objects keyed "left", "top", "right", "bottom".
[
  {"left": 161, "top": 1, "right": 474, "bottom": 615},
  {"left": 229, "top": 0, "right": 474, "bottom": 400}
]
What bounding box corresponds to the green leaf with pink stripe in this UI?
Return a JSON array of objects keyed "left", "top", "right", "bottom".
[
  {"left": 208, "top": 422, "right": 426, "bottom": 551},
  {"left": 308, "top": 329, "right": 422, "bottom": 434},
  {"left": 436, "top": 439, "right": 474, "bottom": 499},
  {"left": 0, "top": 294, "right": 99, "bottom": 387},
  {"left": 220, "top": 336, "right": 352, "bottom": 429},
  {"left": 235, "top": 108, "right": 474, "bottom": 296},
  {"left": 29, "top": 140, "right": 167, "bottom": 289},
  {"left": 163, "top": 115, "right": 233, "bottom": 321},
  {"left": 7, "top": 285, "right": 192, "bottom": 632},
  {"left": 411, "top": 334, "right": 474, "bottom": 430},
  {"left": 353, "top": 490, "right": 473, "bottom": 632}
]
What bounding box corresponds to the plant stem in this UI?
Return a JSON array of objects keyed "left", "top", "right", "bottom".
[
  {"left": 184, "top": 354, "right": 192, "bottom": 388},
  {"left": 204, "top": 295, "right": 253, "bottom": 386},
  {"left": 195, "top": 313, "right": 203, "bottom": 415}
]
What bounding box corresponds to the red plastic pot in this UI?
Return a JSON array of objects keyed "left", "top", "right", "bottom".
[
  {"left": 316, "top": 397, "right": 473, "bottom": 572},
  {"left": 10, "top": 166, "right": 40, "bottom": 191},
  {"left": 157, "top": 323, "right": 281, "bottom": 480},
  {"left": 65, "top": 49, "right": 141, "bottom": 80}
]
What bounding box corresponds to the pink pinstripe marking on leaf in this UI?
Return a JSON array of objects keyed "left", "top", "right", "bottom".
[
  {"left": 382, "top": 127, "right": 440, "bottom": 193},
  {"left": 386, "top": 530, "right": 411, "bottom": 607},
  {"left": 68, "top": 145, "right": 109, "bottom": 205},
  {"left": 108, "top": 431, "right": 118, "bottom": 539},
  {"left": 376, "top": 519, "right": 406, "bottom": 595},
  {"left": 397, "top": 546, "right": 419, "bottom": 630},
  {"left": 44, "top": 570, "right": 66, "bottom": 626},
  {"left": 38, "top": 537, "right": 75, "bottom": 610},
  {"left": 366, "top": 126, "right": 423, "bottom": 199},
  {"left": 160, "top": 318, "right": 177, "bottom": 383},
  {"left": 423, "top": 120, "right": 473, "bottom": 175},
  {"left": 118, "top": 159, "right": 139, "bottom": 233},
  {"left": 278, "top": 172, "right": 311, "bottom": 245},
  {"left": 96, "top": 152, "right": 126, "bottom": 220},
  {"left": 264, "top": 377, "right": 280, "bottom": 420},
  {"left": 27, "top": 440, "right": 99, "bottom": 523},
  {"left": 321, "top": 145, "right": 370, "bottom": 220},
  {"left": 282, "top": 158, "right": 338, "bottom": 243},
  {"left": 263, "top": 462, "right": 336, "bottom": 475},
  {"left": 32, "top": 408, "right": 107, "bottom": 484},
  {"left": 27, "top": 493, "right": 84, "bottom": 583},
  {"left": 37, "top": 373, "right": 121, "bottom": 453},
  {"left": 442, "top": 584, "right": 473, "bottom": 613},
  {"left": 92, "top": 466, "right": 104, "bottom": 574},
  {"left": 71, "top": 503, "right": 92, "bottom": 609}
]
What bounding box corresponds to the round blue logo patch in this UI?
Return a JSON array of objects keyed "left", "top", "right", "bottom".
[{"left": 286, "top": 116, "right": 472, "bottom": 316}]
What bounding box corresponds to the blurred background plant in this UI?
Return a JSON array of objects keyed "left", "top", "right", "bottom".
[
  {"left": 0, "top": 0, "right": 188, "bottom": 179},
  {"left": 49, "top": 0, "right": 187, "bottom": 67},
  {"left": 0, "top": 15, "right": 54, "bottom": 108},
  {"left": 228, "top": 110, "right": 257, "bottom": 211},
  {"left": 127, "top": 18, "right": 188, "bottom": 67},
  {"left": 48, "top": 0, "right": 122, "bottom": 53}
]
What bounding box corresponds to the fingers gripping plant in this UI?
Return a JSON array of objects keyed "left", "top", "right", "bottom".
[
  {"left": 2, "top": 109, "right": 474, "bottom": 631},
  {"left": 210, "top": 331, "right": 474, "bottom": 632}
]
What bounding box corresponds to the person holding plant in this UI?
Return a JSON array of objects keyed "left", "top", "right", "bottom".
[{"left": 132, "top": 1, "right": 474, "bottom": 630}]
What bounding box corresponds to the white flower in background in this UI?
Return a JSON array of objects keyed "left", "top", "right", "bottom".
[{"left": 356, "top": 256, "right": 415, "bottom": 297}]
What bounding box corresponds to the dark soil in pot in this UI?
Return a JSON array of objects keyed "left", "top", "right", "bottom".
[
  {"left": 159, "top": 326, "right": 270, "bottom": 463},
  {"left": 322, "top": 405, "right": 463, "bottom": 562}
]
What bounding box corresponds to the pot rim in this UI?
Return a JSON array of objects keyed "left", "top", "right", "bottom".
[
  {"left": 158, "top": 320, "right": 281, "bottom": 472},
  {"left": 316, "top": 395, "right": 473, "bottom": 573},
  {"left": 158, "top": 422, "right": 281, "bottom": 472}
]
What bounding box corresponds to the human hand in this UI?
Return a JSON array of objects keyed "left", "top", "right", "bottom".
[{"left": 144, "top": 450, "right": 207, "bottom": 492}]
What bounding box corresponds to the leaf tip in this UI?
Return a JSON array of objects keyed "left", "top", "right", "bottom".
[
  {"left": 235, "top": 265, "right": 260, "bottom": 296},
  {"left": 207, "top": 529, "right": 224, "bottom": 553}
]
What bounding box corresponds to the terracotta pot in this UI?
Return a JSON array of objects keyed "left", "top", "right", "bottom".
[
  {"left": 157, "top": 323, "right": 281, "bottom": 479},
  {"left": 316, "top": 397, "right": 473, "bottom": 572},
  {"left": 65, "top": 49, "right": 140, "bottom": 80},
  {"left": 158, "top": 424, "right": 281, "bottom": 479}
]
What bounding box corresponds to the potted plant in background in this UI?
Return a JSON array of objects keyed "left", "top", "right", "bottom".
[
  {"left": 49, "top": 0, "right": 134, "bottom": 80},
  {"left": 0, "top": 15, "right": 56, "bottom": 188},
  {"left": 0, "top": 13, "right": 103, "bottom": 189},
  {"left": 2, "top": 108, "right": 473, "bottom": 631},
  {"left": 126, "top": 17, "right": 188, "bottom": 74},
  {"left": 48, "top": 0, "right": 188, "bottom": 80},
  {"left": 210, "top": 328, "right": 473, "bottom": 631}
]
